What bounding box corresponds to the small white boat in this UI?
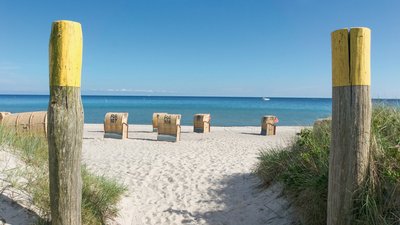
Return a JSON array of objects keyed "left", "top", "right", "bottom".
[{"left": 262, "top": 97, "right": 270, "bottom": 101}]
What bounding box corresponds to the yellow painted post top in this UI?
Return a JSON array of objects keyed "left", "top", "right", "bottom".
[
  {"left": 350, "top": 27, "right": 371, "bottom": 86},
  {"left": 331, "top": 29, "right": 350, "bottom": 87},
  {"left": 331, "top": 27, "right": 371, "bottom": 87},
  {"left": 49, "top": 20, "right": 83, "bottom": 87}
]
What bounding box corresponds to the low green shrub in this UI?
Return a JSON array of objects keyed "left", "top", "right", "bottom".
[{"left": 255, "top": 106, "right": 400, "bottom": 225}]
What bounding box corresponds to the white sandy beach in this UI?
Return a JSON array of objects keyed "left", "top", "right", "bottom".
[
  {"left": 1, "top": 124, "right": 303, "bottom": 225},
  {"left": 83, "top": 124, "right": 302, "bottom": 225}
]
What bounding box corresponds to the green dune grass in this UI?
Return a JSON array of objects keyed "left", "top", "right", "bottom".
[
  {"left": 255, "top": 105, "right": 400, "bottom": 225},
  {"left": 0, "top": 126, "right": 126, "bottom": 225}
]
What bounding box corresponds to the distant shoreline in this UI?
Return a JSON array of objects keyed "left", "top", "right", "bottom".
[
  {"left": 0, "top": 95, "right": 398, "bottom": 126},
  {"left": 0, "top": 93, "right": 333, "bottom": 99},
  {"left": 0, "top": 93, "right": 399, "bottom": 100}
]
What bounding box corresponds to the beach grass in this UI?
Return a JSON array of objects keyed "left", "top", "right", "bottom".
[
  {"left": 255, "top": 105, "right": 400, "bottom": 225},
  {"left": 0, "top": 125, "right": 126, "bottom": 225}
]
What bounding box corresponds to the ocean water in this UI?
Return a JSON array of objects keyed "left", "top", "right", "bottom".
[{"left": 0, "top": 95, "right": 398, "bottom": 126}]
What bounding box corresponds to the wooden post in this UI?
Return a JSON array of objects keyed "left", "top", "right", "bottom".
[
  {"left": 328, "top": 27, "right": 371, "bottom": 225},
  {"left": 47, "top": 20, "right": 83, "bottom": 225}
]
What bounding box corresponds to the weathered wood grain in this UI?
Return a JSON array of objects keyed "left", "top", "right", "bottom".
[
  {"left": 48, "top": 20, "right": 83, "bottom": 225},
  {"left": 328, "top": 27, "right": 371, "bottom": 225}
]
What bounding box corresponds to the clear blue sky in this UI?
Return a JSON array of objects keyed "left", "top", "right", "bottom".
[{"left": 0, "top": 0, "right": 399, "bottom": 98}]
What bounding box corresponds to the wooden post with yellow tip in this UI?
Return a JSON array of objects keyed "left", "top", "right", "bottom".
[
  {"left": 328, "top": 27, "right": 371, "bottom": 225},
  {"left": 47, "top": 20, "right": 83, "bottom": 225}
]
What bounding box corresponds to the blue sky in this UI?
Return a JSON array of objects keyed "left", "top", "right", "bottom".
[{"left": 0, "top": 0, "right": 399, "bottom": 98}]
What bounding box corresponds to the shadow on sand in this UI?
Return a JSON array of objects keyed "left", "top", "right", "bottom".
[
  {"left": 129, "top": 130, "right": 154, "bottom": 134},
  {"left": 163, "top": 173, "right": 298, "bottom": 225},
  {"left": 0, "top": 194, "right": 43, "bottom": 224},
  {"left": 240, "top": 132, "right": 262, "bottom": 136},
  {"left": 128, "top": 137, "right": 157, "bottom": 142}
]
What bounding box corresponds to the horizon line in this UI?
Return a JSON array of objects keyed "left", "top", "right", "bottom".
[{"left": 0, "top": 93, "right": 399, "bottom": 100}]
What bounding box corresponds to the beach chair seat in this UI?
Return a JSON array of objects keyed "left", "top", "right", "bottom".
[{"left": 104, "top": 112, "right": 129, "bottom": 139}]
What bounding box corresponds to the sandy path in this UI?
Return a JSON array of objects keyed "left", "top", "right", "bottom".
[{"left": 82, "top": 124, "right": 302, "bottom": 225}]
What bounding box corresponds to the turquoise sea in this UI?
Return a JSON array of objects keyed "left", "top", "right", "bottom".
[{"left": 0, "top": 95, "right": 398, "bottom": 126}]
